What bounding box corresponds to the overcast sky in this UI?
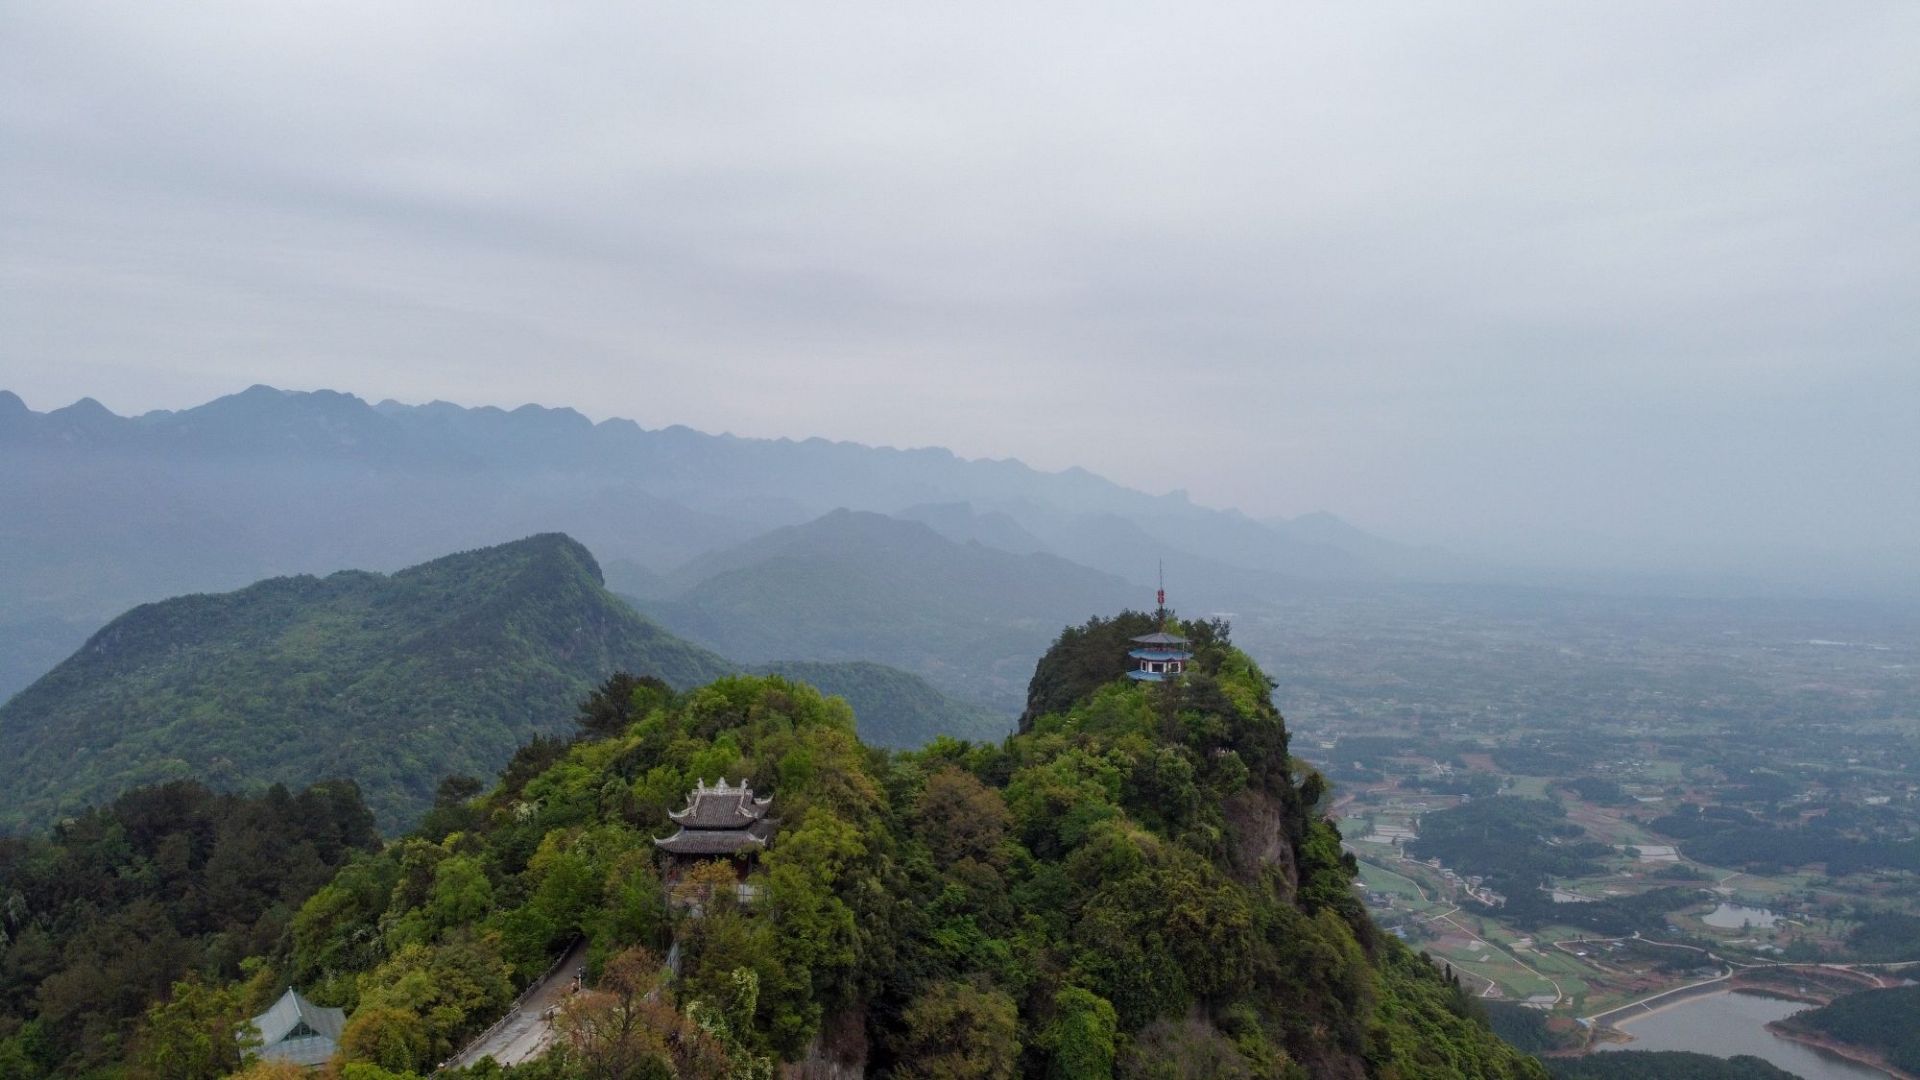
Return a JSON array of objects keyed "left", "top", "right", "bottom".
[{"left": 3, "top": 3, "right": 1916, "bottom": 581}]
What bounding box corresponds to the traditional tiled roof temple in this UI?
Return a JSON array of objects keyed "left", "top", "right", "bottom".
[
  {"left": 1128, "top": 630, "right": 1192, "bottom": 682},
  {"left": 244, "top": 987, "right": 344, "bottom": 1068},
  {"left": 654, "top": 778, "right": 775, "bottom": 856}
]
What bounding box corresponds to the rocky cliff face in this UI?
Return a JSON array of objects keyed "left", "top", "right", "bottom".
[{"left": 1226, "top": 787, "right": 1302, "bottom": 894}]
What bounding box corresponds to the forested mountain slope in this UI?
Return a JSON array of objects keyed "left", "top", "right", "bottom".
[
  {"left": 0, "top": 780, "right": 382, "bottom": 1079},
  {"left": 262, "top": 621, "right": 1542, "bottom": 1079},
  {"left": 0, "top": 533, "right": 1009, "bottom": 834},
  {"left": 0, "top": 534, "right": 728, "bottom": 832},
  {"left": 1769, "top": 985, "right": 1920, "bottom": 1076},
  {"left": 637, "top": 509, "right": 1138, "bottom": 711}
]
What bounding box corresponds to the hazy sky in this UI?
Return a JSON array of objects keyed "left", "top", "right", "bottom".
[{"left": 4, "top": 3, "right": 1916, "bottom": 578}]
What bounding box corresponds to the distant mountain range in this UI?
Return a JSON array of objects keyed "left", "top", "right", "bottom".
[
  {"left": 635, "top": 509, "right": 1139, "bottom": 711},
  {"left": 0, "top": 534, "right": 997, "bottom": 831},
  {"left": 0, "top": 385, "right": 1444, "bottom": 702}
]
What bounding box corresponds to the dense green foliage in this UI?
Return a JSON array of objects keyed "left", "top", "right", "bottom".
[
  {"left": 1016, "top": 612, "right": 1233, "bottom": 732},
  {"left": 2, "top": 616, "right": 1545, "bottom": 1078},
  {"left": 1407, "top": 797, "right": 1610, "bottom": 888},
  {"left": 1772, "top": 985, "right": 1920, "bottom": 1074},
  {"left": 1545, "top": 1051, "right": 1796, "bottom": 1079},
  {"left": 1495, "top": 889, "right": 1695, "bottom": 938},
  {"left": 0, "top": 529, "right": 1013, "bottom": 835},
  {"left": 275, "top": 672, "right": 889, "bottom": 1076},
  {"left": 1679, "top": 826, "right": 1920, "bottom": 876},
  {"left": 749, "top": 661, "right": 1008, "bottom": 748},
  {"left": 1358, "top": 942, "right": 1543, "bottom": 1079},
  {"left": 1649, "top": 804, "right": 1920, "bottom": 875},
  {"left": 1480, "top": 1002, "right": 1578, "bottom": 1055},
  {"left": 0, "top": 781, "right": 380, "bottom": 1078},
  {"left": 0, "top": 535, "right": 733, "bottom": 831},
  {"left": 1017, "top": 610, "right": 1158, "bottom": 727},
  {"left": 1843, "top": 911, "right": 1920, "bottom": 961},
  {"left": 351, "top": 615, "right": 1527, "bottom": 1078}
]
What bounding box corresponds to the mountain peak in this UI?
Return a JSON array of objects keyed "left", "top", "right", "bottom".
[
  {"left": 508, "top": 402, "right": 593, "bottom": 428},
  {"left": 43, "top": 397, "right": 128, "bottom": 438},
  {"left": 799, "top": 507, "right": 947, "bottom": 545},
  {"left": 0, "top": 391, "right": 28, "bottom": 429},
  {"left": 397, "top": 532, "right": 607, "bottom": 590},
  {"left": 519, "top": 531, "right": 605, "bottom": 584},
  {"left": 199, "top": 385, "right": 373, "bottom": 415},
  {"left": 52, "top": 396, "right": 117, "bottom": 419},
  {"left": 0, "top": 535, "right": 731, "bottom": 831}
]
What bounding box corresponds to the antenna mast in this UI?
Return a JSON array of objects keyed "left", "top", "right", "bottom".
[{"left": 1156, "top": 560, "right": 1166, "bottom": 626}]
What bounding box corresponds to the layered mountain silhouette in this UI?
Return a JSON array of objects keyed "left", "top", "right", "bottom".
[
  {"left": 0, "top": 534, "right": 996, "bottom": 832},
  {"left": 0, "top": 385, "right": 1437, "bottom": 703},
  {"left": 635, "top": 509, "right": 1138, "bottom": 710}
]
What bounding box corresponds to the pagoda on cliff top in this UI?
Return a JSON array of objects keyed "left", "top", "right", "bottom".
[
  {"left": 1128, "top": 567, "right": 1192, "bottom": 682},
  {"left": 1128, "top": 630, "right": 1192, "bottom": 681},
  {"left": 654, "top": 778, "right": 775, "bottom": 867}
]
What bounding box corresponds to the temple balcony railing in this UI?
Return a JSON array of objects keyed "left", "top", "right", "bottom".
[{"left": 666, "top": 880, "right": 765, "bottom": 914}]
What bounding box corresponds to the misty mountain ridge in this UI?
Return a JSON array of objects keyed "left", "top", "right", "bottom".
[
  {"left": 0, "top": 533, "right": 998, "bottom": 832},
  {"left": 895, "top": 500, "right": 1053, "bottom": 554},
  {"left": 0, "top": 384, "right": 1427, "bottom": 701},
  {"left": 634, "top": 509, "right": 1139, "bottom": 711},
  {"left": 0, "top": 533, "right": 729, "bottom": 830},
  {"left": 0, "top": 384, "right": 1403, "bottom": 565}
]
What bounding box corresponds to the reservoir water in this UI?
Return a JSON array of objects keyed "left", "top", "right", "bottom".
[
  {"left": 1702, "top": 902, "right": 1781, "bottom": 929},
  {"left": 1598, "top": 990, "right": 1887, "bottom": 1078}
]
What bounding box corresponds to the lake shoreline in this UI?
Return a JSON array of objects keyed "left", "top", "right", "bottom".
[
  {"left": 1589, "top": 975, "right": 1731, "bottom": 1032},
  {"left": 1587, "top": 989, "right": 1895, "bottom": 1079},
  {"left": 1590, "top": 963, "right": 1885, "bottom": 1036},
  {"left": 1766, "top": 1022, "right": 1914, "bottom": 1080}
]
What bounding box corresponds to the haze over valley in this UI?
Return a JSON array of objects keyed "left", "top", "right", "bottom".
[
  {"left": 3, "top": 375, "right": 1917, "bottom": 1080},
  {"left": 4, "top": 4, "right": 1916, "bottom": 1078}
]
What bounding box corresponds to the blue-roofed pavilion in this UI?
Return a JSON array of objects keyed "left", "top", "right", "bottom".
[{"left": 1128, "top": 630, "right": 1191, "bottom": 682}]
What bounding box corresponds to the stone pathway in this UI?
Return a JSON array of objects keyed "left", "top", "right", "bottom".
[{"left": 442, "top": 938, "right": 589, "bottom": 1071}]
